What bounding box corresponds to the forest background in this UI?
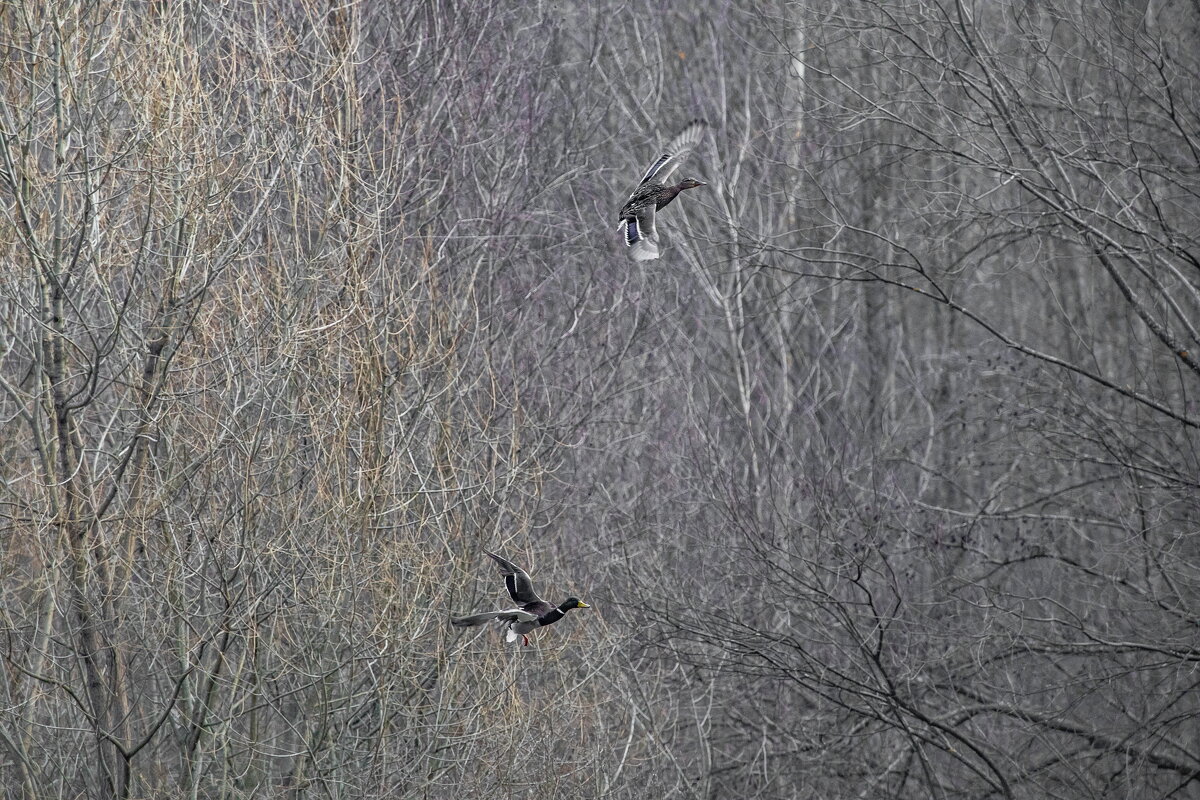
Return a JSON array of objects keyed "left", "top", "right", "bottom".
[{"left": 1, "top": 1, "right": 1198, "bottom": 798}]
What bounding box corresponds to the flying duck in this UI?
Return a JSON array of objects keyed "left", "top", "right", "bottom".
[
  {"left": 450, "top": 552, "right": 590, "bottom": 646},
  {"left": 617, "top": 119, "right": 708, "bottom": 260}
]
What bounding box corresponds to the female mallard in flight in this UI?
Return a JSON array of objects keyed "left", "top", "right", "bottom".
[
  {"left": 450, "top": 552, "right": 590, "bottom": 646},
  {"left": 618, "top": 119, "right": 708, "bottom": 261}
]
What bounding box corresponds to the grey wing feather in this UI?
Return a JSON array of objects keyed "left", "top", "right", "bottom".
[
  {"left": 450, "top": 608, "right": 537, "bottom": 627},
  {"left": 638, "top": 119, "right": 707, "bottom": 186},
  {"left": 450, "top": 611, "right": 502, "bottom": 627}
]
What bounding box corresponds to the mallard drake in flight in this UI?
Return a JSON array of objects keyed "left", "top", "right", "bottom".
[
  {"left": 450, "top": 552, "right": 590, "bottom": 646},
  {"left": 618, "top": 119, "right": 708, "bottom": 261}
]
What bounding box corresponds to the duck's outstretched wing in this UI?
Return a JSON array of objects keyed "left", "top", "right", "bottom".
[
  {"left": 636, "top": 119, "right": 707, "bottom": 187},
  {"left": 485, "top": 552, "right": 555, "bottom": 615},
  {"left": 450, "top": 608, "right": 538, "bottom": 627}
]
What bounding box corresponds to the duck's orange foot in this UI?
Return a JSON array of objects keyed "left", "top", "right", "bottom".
[{"left": 522, "top": 634, "right": 530, "bottom": 646}]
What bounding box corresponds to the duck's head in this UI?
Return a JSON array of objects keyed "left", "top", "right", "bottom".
[
  {"left": 560, "top": 597, "right": 591, "bottom": 612},
  {"left": 678, "top": 178, "right": 707, "bottom": 190}
]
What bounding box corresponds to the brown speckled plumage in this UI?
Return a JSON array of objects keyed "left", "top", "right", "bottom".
[{"left": 618, "top": 119, "right": 708, "bottom": 261}]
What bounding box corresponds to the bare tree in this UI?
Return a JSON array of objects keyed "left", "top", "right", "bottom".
[
  {"left": 586, "top": 1, "right": 1200, "bottom": 798},
  {"left": 3, "top": 1, "right": 1197, "bottom": 799},
  {"left": 0, "top": 2, "right": 630, "bottom": 798}
]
